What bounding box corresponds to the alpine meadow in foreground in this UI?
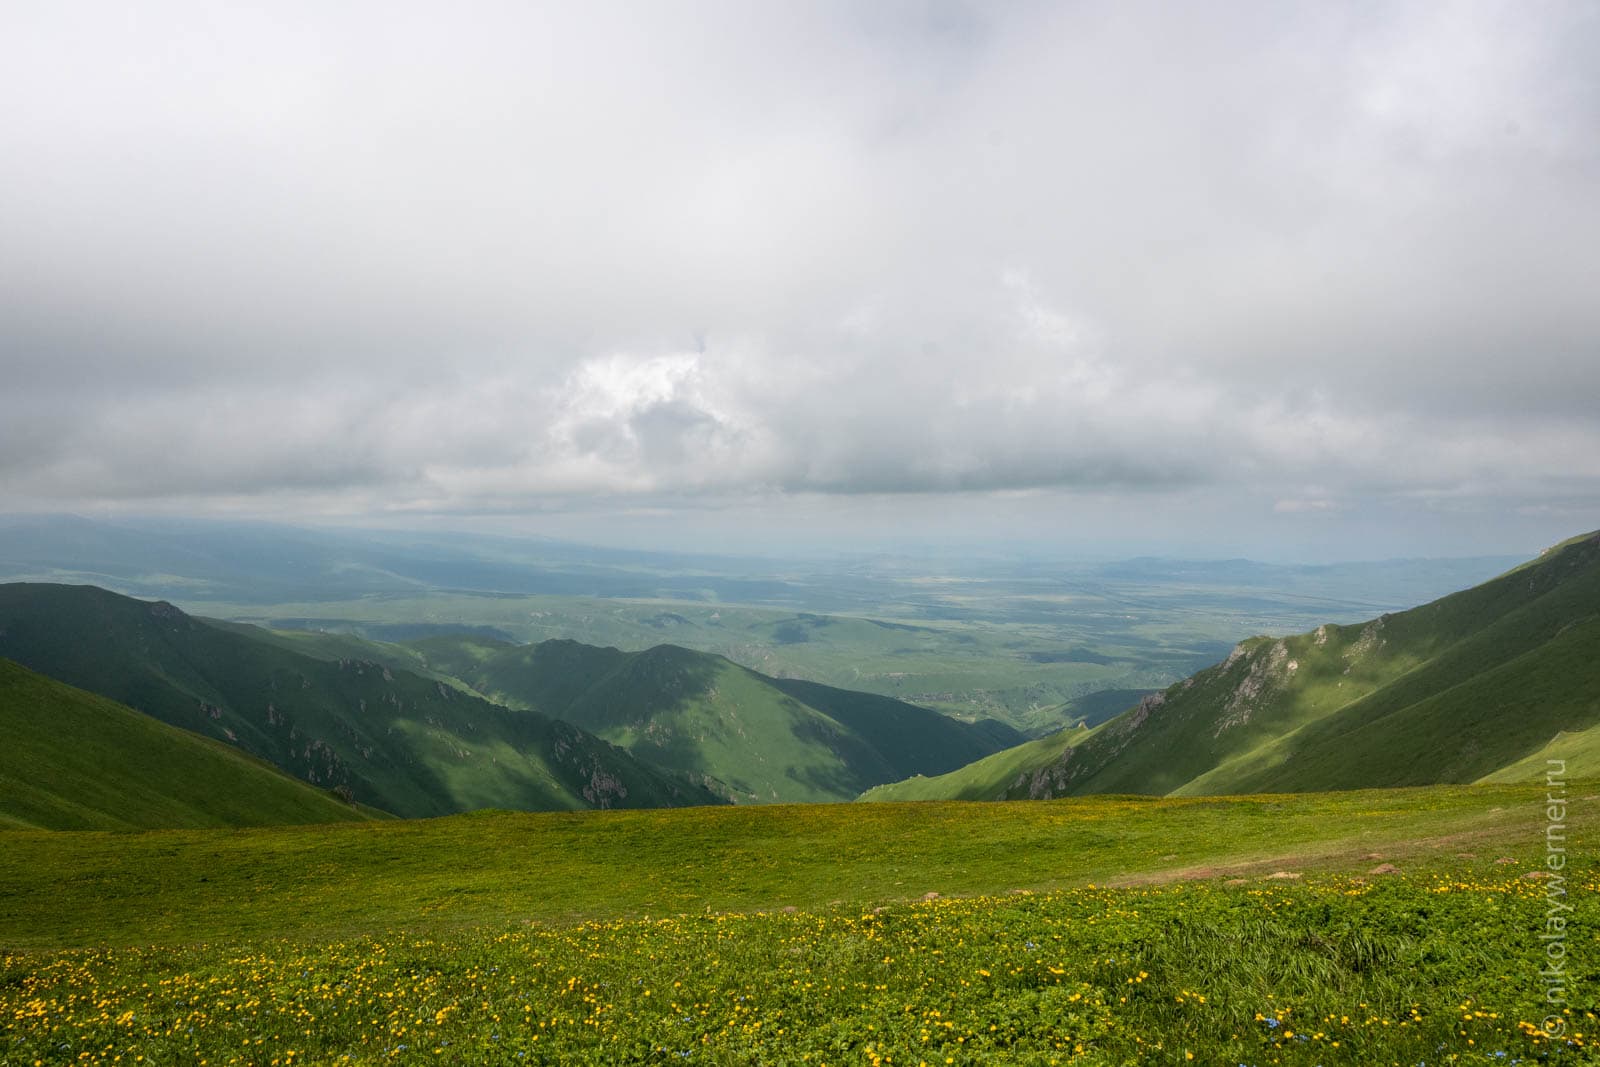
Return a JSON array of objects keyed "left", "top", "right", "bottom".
[
  {"left": 4, "top": 872, "right": 1596, "bottom": 1065},
  {"left": 3, "top": 785, "right": 1596, "bottom": 1065}
]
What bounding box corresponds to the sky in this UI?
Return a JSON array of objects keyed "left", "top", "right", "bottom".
[{"left": 2, "top": 1, "right": 1598, "bottom": 561}]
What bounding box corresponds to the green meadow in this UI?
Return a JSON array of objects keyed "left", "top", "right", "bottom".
[{"left": 3, "top": 784, "right": 1596, "bottom": 1064}]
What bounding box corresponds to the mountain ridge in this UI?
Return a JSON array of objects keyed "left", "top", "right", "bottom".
[
  {"left": 864, "top": 531, "right": 1600, "bottom": 801},
  {"left": 401, "top": 634, "right": 1027, "bottom": 803},
  {"left": 0, "top": 583, "right": 724, "bottom": 816},
  {"left": 0, "top": 657, "right": 381, "bottom": 829}
]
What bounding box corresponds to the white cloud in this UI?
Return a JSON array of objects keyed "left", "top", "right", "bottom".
[{"left": 0, "top": 1, "right": 1597, "bottom": 555}]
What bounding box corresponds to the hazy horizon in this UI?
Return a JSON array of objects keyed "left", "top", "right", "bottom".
[{"left": 0, "top": 507, "right": 1555, "bottom": 569}]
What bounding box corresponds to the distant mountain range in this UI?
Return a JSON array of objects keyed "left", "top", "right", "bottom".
[
  {"left": 4, "top": 531, "right": 1594, "bottom": 827},
  {"left": 0, "top": 584, "right": 723, "bottom": 818},
  {"left": 0, "top": 583, "right": 1020, "bottom": 821},
  {"left": 205, "top": 625, "right": 1025, "bottom": 804},
  {"left": 1, "top": 513, "right": 1529, "bottom": 738},
  {"left": 0, "top": 512, "right": 1522, "bottom": 621},
  {"left": 0, "top": 513, "right": 814, "bottom": 604},
  {"left": 865, "top": 531, "right": 1600, "bottom": 801},
  {"left": 399, "top": 636, "right": 1023, "bottom": 803}
]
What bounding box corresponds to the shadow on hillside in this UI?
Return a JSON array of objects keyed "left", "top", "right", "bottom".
[
  {"left": 568, "top": 647, "right": 726, "bottom": 782},
  {"left": 783, "top": 698, "right": 889, "bottom": 799}
]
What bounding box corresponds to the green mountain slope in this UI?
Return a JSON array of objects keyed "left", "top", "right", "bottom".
[
  {"left": 402, "top": 637, "right": 1026, "bottom": 803},
  {"left": 0, "top": 584, "right": 723, "bottom": 816},
  {"left": 1477, "top": 720, "right": 1600, "bottom": 783},
  {"left": 859, "top": 720, "right": 1107, "bottom": 802},
  {"left": 865, "top": 532, "right": 1600, "bottom": 801},
  {"left": 0, "top": 658, "right": 377, "bottom": 829},
  {"left": 1054, "top": 687, "right": 1155, "bottom": 728},
  {"left": 411, "top": 635, "right": 629, "bottom": 715}
]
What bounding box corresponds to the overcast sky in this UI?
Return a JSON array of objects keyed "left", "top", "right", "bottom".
[{"left": 3, "top": 1, "right": 1597, "bottom": 560}]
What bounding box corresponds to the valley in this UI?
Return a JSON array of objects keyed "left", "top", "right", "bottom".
[
  {"left": 0, "top": 514, "right": 1524, "bottom": 734},
  {"left": 1, "top": 523, "right": 1595, "bottom": 1065}
]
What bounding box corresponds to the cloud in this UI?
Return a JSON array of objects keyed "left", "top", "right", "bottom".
[
  {"left": 1, "top": 1, "right": 1597, "bottom": 553},
  {"left": 1273, "top": 498, "right": 1346, "bottom": 515}
]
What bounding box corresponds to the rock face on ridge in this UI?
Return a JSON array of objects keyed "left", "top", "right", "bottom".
[{"left": 872, "top": 531, "right": 1600, "bottom": 802}]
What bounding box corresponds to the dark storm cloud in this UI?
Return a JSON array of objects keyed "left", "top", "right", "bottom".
[{"left": 2, "top": 1, "right": 1598, "bottom": 545}]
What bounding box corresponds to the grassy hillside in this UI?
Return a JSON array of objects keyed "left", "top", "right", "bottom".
[
  {"left": 1479, "top": 720, "right": 1600, "bottom": 784},
  {"left": 0, "top": 658, "right": 377, "bottom": 829},
  {"left": 0, "top": 584, "right": 722, "bottom": 816},
  {"left": 870, "top": 531, "right": 1600, "bottom": 801},
  {"left": 204, "top": 618, "right": 447, "bottom": 680},
  {"left": 2, "top": 783, "right": 1593, "bottom": 1065},
  {"left": 1056, "top": 686, "right": 1155, "bottom": 727},
  {"left": 861, "top": 690, "right": 1155, "bottom": 801},
  {"left": 860, "top": 721, "right": 1105, "bottom": 802},
  {"left": 400, "top": 636, "right": 1026, "bottom": 803},
  {"left": 13, "top": 873, "right": 1592, "bottom": 1066},
  {"left": 0, "top": 781, "right": 1581, "bottom": 948}
]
